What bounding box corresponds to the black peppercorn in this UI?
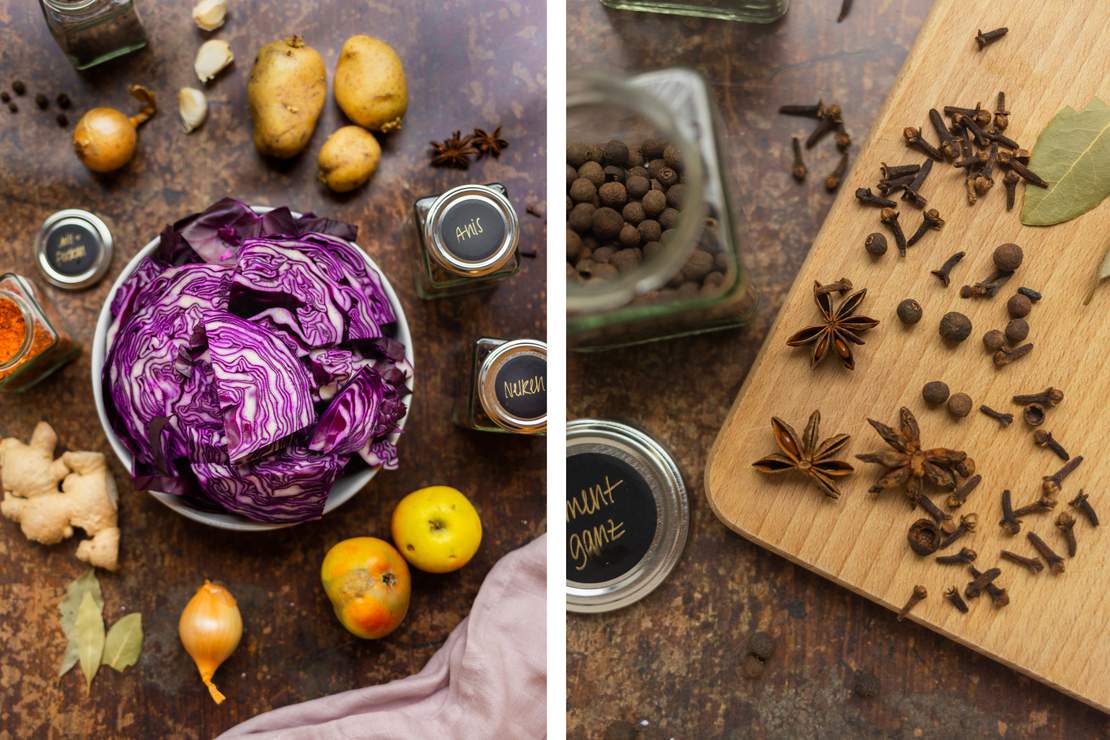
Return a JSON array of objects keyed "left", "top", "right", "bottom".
[
  {"left": 922, "top": 380, "right": 950, "bottom": 406},
  {"left": 603, "top": 139, "right": 629, "bottom": 167},
  {"left": 747, "top": 631, "right": 775, "bottom": 661},
  {"left": 642, "top": 190, "right": 666, "bottom": 217},
  {"left": 34, "top": 93, "right": 48, "bottom": 110},
  {"left": 993, "top": 243, "right": 1023, "bottom": 272},
  {"left": 567, "top": 142, "right": 589, "bottom": 168},
  {"left": 578, "top": 161, "right": 605, "bottom": 187},
  {"left": 0, "top": 91, "right": 9, "bottom": 103},
  {"left": 1007, "top": 293, "right": 1032, "bottom": 318},
  {"left": 939, "top": 312, "right": 972, "bottom": 343},
  {"left": 598, "top": 181, "right": 628, "bottom": 209},
  {"left": 1004, "top": 318, "right": 1029, "bottom": 344},
  {"left": 591, "top": 207, "right": 624, "bottom": 241},
  {"left": 896, "top": 298, "right": 923, "bottom": 325},
  {"left": 948, "top": 392, "right": 973, "bottom": 418},
  {"left": 622, "top": 201, "right": 646, "bottom": 225},
  {"left": 852, "top": 670, "right": 881, "bottom": 699},
  {"left": 56, "top": 113, "right": 68, "bottom": 127},
  {"left": 982, "top": 329, "right": 1005, "bottom": 351},
  {"left": 11, "top": 80, "right": 26, "bottom": 95},
  {"left": 6, "top": 102, "right": 16, "bottom": 113},
  {"left": 864, "top": 232, "right": 887, "bottom": 257},
  {"left": 56, "top": 93, "right": 72, "bottom": 109},
  {"left": 569, "top": 178, "right": 597, "bottom": 204}
]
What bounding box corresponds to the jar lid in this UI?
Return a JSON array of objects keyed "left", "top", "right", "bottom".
[
  {"left": 35, "top": 209, "right": 113, "bottom": 290},
  {"left": 478, "top": 339, "right": 546, "bottom": 433},
  {"left": 567, "top": 419, "right": 688, "bottom": 613},
  {"left": 423, "top": 184, "right": 518, "bottom": 277}
]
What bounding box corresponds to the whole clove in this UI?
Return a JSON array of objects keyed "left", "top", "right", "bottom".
[
  {"left": 856, "top": 188, "right": 895, "bottom": 208},
  {"left": 835, "top": 125, "right": 852, "bottom": 152},
  {"left": 881, "top": 162, "right": 920, "bottom": 179},
  {"left": 1013, "top": 387, "right": 1063, "bottom": 407},
  {"left": 1016, "top": 287, "right": 1042, "bottom": 302},
  {"left": 791, "top": 136, "right": 807, "bottom": 182},
  {"left": 928, "top": 108, "right": 960, "bottom": 160},
  {"left": 1026, "top": 531, "right": 1065, "bottom": 574},
  {"left": 806, "top": 117, "right": 838, "bottom": 149},
  {"left": 1069, "top": 491, "right": 1098, "bottom": 527},
  {"left": 1013, "top": 499, "right": 1054, "bottom": 518},
  {"left": 1022, "top": 404, "right": 1046, "bottom": 427},
  {"left": 814, "top": 277, "right": 853, "bottom": 297},
  {"left": 939, "top": 513, "right": 977, "bottom": 549},
  {"left": 1000, "top": 549, "right": 1044, "bottom": 573},
  {"left": 975, "top": 27, "right": 1009, "bottom": 50},
  {"left": 1055, "top": 511, "right": 1077, "bottom": 557},
  {"left": 965, "top": 566, "right": 1001, "bottom": 599},
  {"left": 946, "top": 474, "right": 980, "bottom": 509},
  {"left": 1000, "top": 489, "right": 1021, "bottom": 535},
  {"left": 908, "top": 519, "right": 942, "bottom": 556},
  {"left": 779, "top": 101, "right": 825, "bottom": 118},
  {"left": 915, "top": 492, "right": 951, "bottom": 526},
  {"left": 1043, "top": 456, "right": 1083, "bottom": 498},
  {"left": 897, "top": 585, "right": 928, "bottom": 621},
  {"left": 903, "top": 127, "right": 943, "bottom": 161},
  {"left": 931, "top": 252, "right": 965, "bottom": 287},
  {"left": 837, "top": 0, "right": 852, "bottom": 22},
  {"left": 1003, "top": 170, "right": 1020, "bottom": 210},
  {"left": 1033, "top": 430, "right": 1069, "bottom": 461},
  {"left": 979, "top": 405, "right": 1013, "bottom": 427},
  {"left": 944, "top": 586, "right": 969, "bottom": 613},
  {"left": 880, "top": 208, "right": 907, "bottom": 256},
  {"left": 900, "top": 159, "right": 934, "bottom": 208},
  {"left": 936, "top": 547, "right": 976, "bottom": 565},
  {"left": 985, "top": 582, "right": 1009, "bottom": 608},
  {"left": 878, "top": 173, "right": 917, "bottom": 196},
  {"left": 993, "top": 342, "right": 1033, "bottom": 367},
  {"left": 906, "top": 208, "right": 943, "bottom": 246},
  {"left": 825, "top": 151, "right": 849, "bottom": 191}
]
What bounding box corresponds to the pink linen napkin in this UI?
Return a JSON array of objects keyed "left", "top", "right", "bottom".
[{"left": 221, "top": 535, "right": 547, "bottom": 740}]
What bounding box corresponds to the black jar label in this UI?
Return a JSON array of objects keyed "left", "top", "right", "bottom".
[
  {"left": 567, "top": 451, "right": 657, "bottom": 584},
  {"left": 440, "top": 199, "right": 506, "bottom": 261},
  {"left": 494, "top": 353, "right": 546, "bottom": 420},
  {"left": 45, "top": 223, "right": 99, "bottom": 276}
]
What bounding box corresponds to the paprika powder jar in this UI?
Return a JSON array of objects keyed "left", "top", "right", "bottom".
[{"left": 0, "top": 273, "right": 79, "bottom": 392}]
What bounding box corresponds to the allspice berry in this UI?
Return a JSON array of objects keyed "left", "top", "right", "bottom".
[
  {"left": 637, "top": 219, "right": 662, "bottom": 243},
  {"left": 663, "top": 143, "right": 683, "bottom": 171},
  {"left": 1007, "top": 293, "right": 1032, "bottom": 318},
  {"left": 568, "top": 203, "right": 595, "bottom": 233},
  {"left": 642, "top": 189, "right": 666, "bottom": 217},
  {"left": 618, "top": 223, "right": 641, "bottom": 248},
  {"left": 569, "top": 178, "right": 597, "bottom": 204},
  {"left": 567, "top": 229, "right": 582, "bottom": 260},
  {"left": 666, "top": 183, "right": 686, "bottom": 209},
  {"left": 993, "top": 243, "right": 1023, "bottom": 272},
  {"left": 939, "top": 311, "right": 972, "bottom": 343},
  {"left": 622, "top": 201, "right": 646, "bottom": 225},
  {"left": 626, "top": 175, "right": 650, "bottom": 199},
  {"left": 583, "top": 143, "right": 604, "bottom": 163},
  {"left": 578, "top": 161, "right": 605, "bottom": 187},
  {"left": 598, "top": 181, "right": 628, "bottom": 209},
  {"left": 982, "top": 329, "right": 1006, "bottom": 352},
  {"left": 896, "top": 299, "right": 923, "bottom": 325},
  {"left": 864, "top": 232, "right": 887, "bottom": 257},
  {"left": 1004, "top": 318, "right": 1029, "bottom": 344},
  {"left": 659, "top": 207, "right": 679, "bottom": 229},
  {"left": 922, "top": 380, "right": 950, "bottom": 406},
  {"left": 947, "top": 392, "right": 973, "bottom": 418},
  {"left": 591, "top": 207, "right": 624, "bottom": 241},
  {"left": 603, "top": 139, "right": 629, "bottom": 167},
  {"left": 611, "top": 248, "right": 641, "bottom": 272}
]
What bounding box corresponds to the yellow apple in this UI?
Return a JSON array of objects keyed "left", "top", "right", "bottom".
[{"left": 391, "top": 486, "right": 482, "bottom": 573}]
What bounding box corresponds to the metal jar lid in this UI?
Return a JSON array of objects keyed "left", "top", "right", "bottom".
[
  {"left": 35, "top": 209, "right": 113, "bottom": 290},
  {"left": 423, "top": 184, "right": 518, "bottom": 277},
  {"left": 478, "top": 338, "right": 546, "bottom": 434},
  {"left": 567, "top": 419, "right": 688, "bottom": 613}
]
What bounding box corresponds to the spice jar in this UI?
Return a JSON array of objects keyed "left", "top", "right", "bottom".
[
  {"left": 455, "top": 338, "right": 546, "bottom": 435},
  {"left": 567, "top": 70, "right": 757, "bottom": 350},
  {"left": 599, "top": 0, "right": 788, "bottom": 23},
  {"left": 0, "top": 274, "right": 79, "bottom": 393},
  {"left": 413, "top": 183, "right": 520, "bottom": 299},
  {"left": 39, "top": 0, "right": 148, "bottom": 71}
]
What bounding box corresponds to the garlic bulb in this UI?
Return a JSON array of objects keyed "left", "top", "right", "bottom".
[
  {"left": 177, "top": 88, "right": 208, "bottom": 133},
  {"left": 179, "top": 580, "right": 242, "bottom": 704},
  {"left": 192, "top": 0, "right": 227, "bottom": 32},
  {"left": 195, "top": 40, "right": 234, "bottom": 84}
]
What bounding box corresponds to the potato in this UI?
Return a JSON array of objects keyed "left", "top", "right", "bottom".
[
  {"left": 318, "top": 126, "right": 382, "bottom": 192},
  {"left": 334, "top": 36, "right": 407, "bottom": 133},
  {"left": 247, "top": 36, "right": 326, "bottom": 158}
]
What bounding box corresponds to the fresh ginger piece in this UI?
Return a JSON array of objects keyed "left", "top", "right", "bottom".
[
  {"left": 0, "top": 424, "right": 120, "bottom": 571},
  {"left": 0, "top": 422, "right": 70, "bottom": 498}
]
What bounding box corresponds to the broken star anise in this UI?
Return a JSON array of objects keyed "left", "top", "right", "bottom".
[
  {"left": 787, "top": 281, "right": 879, "bottom": 370},
  {"left": 429, "top": 131, "right": 477, "bottom": 169},
  {"left": 752, "top": 410, "right": 854, "bottom": 499},
  {"left": 471, "top": 126, "right": 508, "bottom": 159},
  {"left": 855, "top": 407, "right": 969, "bottom": 502}
]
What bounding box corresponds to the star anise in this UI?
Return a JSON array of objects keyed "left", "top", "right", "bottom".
[
  {"left": 855, "top": 407, "right": 969, "bottom": 502},
  {"left": 429, "top": 131, "right": 477, "bottom": 169},
  {"left": 786, "top": 281, "right": 879, "bottom": 370},
  {"left": 471, "top": 126, "right": 508, "bottom": 158},
  {"left": 752, "top": 410, "right": 854, "bottom": 499}
]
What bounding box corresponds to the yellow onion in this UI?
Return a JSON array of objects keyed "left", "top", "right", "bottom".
[
  {"left": 73, "top": 84, "right": 156, "bottom": 173},
  {"left": 179, "top": 580, "right": 242, "bottom": 704}
]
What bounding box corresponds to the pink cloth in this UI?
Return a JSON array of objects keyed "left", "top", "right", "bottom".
[{"left": 221, "top": 536, "right": 547, "bottom": 740}]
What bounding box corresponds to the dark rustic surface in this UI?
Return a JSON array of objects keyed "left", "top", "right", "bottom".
[
  {"left": 566, "top": 1, "right": 1109, "bottom": 738},
  {"left": 0, "top": 1, "right": 545, "bottom": 737}
]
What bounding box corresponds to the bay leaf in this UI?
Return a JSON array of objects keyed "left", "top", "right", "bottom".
[
  {"left": 1084, "top": 242, "right": 1110, "bottom": 305},
  {"left": 1022, "top": 97, "right": 1110, "bottom": 226},
  {"left": 74, "top": 590, "right": 105, "bottom": 690},
  {"left": 102, "top": 613, "right": 143, "bottom": 672},
  {"left": 58, "top": 570, "right": 103, "bottom": 678}
]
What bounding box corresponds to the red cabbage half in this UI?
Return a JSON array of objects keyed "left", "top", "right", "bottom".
[{"left": 103, "top": 199, "right": 410, "bottom": 523}]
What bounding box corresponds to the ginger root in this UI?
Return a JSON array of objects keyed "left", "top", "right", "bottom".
[{"left": 0, "top": 422, "right": 120, "bottom": 571}]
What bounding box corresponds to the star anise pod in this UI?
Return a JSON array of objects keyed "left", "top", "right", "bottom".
[
  {"left": 752, "top": 410, "right": 854, "bottom": 499},
  {"left": 429, "top": 131, "right": 477, "bottom": 169},
  {"left": 855, "top": 407, "right": 969, "bottom": 502},
  {"left": 471, "top": 126, "right": 508, "bottom": 159},
  {"left": 787, "top": 281, "right": 879, "bottom": 370}
]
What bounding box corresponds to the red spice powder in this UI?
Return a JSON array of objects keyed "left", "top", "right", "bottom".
[{"left": 0, "top": 295, "right": 29, "bottom": 364}]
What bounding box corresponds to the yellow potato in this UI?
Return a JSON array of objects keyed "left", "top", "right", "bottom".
[
  {"left": 318, "top": 126, "right": 382, "bottom": 192},
  {"left": 334, "top": 36, "right": 407, "bottom": 133},
  {"left": 247, "top": 36, "right": 326, "bottom": 158}
]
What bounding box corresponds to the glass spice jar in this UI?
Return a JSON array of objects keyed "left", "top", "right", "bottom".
[
  {"left": 413, "top": 183, "right": 521, "bottom": 299},
  {"left": 567, "top": 69, "right": 757, "bottom": 351},
  {"left": 455, "top": 337, "right": 546, "bottom": 435},
  {"left": 598, "top": 0, "right": 788, "bottom": 23},
  {"left": 39, "top": 0, "right": 148, "bottom": 71},
  {"left": 0, "top": 274, "right": 79, "bottom": 393}
]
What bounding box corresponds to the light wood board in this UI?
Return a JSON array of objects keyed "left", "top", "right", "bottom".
[{"left": 705, "top": 0, "right": 1110, "bottom": 713}]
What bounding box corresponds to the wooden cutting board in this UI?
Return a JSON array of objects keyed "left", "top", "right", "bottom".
[{"left": 706, "top": 0, "right": 1110, "bottom": 713}]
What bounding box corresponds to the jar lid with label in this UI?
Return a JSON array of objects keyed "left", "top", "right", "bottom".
[
  {"left": 422, "top": 183, "right": 519, "bottom": 277},
  {"left": 477, "top": 339, "right": 546, "bottom": 434},
  {"left": 35, "top": 209, "right": 113, "bottom": 290},
  {"left": 567, "top": 419, "right": 688, "bottom": 613}
]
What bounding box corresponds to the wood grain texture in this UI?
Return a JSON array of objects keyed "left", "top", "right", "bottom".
[
  {"left": 0, "top": 1, "right": 545, "bottom": 737},
  {"left": 707, "top": 0, "right": 1110, "bottom": 714}
]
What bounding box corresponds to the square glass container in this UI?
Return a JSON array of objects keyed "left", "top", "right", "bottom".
[
  {"left": 455, "top": 337, "right": 546, "bottom": 435},
  {"left": 599, "top": 0, "right": 788, "bottom": 23},
  {"left": 39, "top": 0, "right": 147, "bottom": 70},
  {"left": 0, "top": 273, "right": 79, "bottom": 392}
]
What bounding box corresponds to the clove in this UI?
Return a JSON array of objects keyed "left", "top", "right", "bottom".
[
  {"left": 880, "top": 162, "right": 920, "bottom": 179},
  {"left": 1017, "top": 287, "right": 1042, "bottom": 303},
  {"left": 897, "top": 584, "right": 927, "bottom": 621},
  {"left": 779, "top": 101, "right": 825, "bottom": 118},
  {"left": 915, "top": 492, "right": 952, "bottom": 526},
  {"left": 936, "top": 547, "right": 976, "bottom": 565},
  {"left": 791, "top": 136, "right": 807, "bottom": 182},
  {"left": 1033, "top": 430, "right": 1069, "bottom": 461},
  {"left": 900, "top": 159, "right": 933, "bottom": 209},
  {"left": 1000, "top": 549, "right": 1044, "bottom": 574},
  {"left": 928, "top": 108, "right": 960, "bottom": 160},
  {"left": 939, "top": 513, "right": 977, "bottom": 549},
  {"left": 906, "top": 208, "right": 943, "bottom": 247},
  {"left": 975, "top": 27, "right": 1008, "bottom": 50},
  {"left": 855, "top": 187, "right": 895, "bottom": 208},
  {"left": 903, "top": 126, "right": 943, "bottom": 161},
  {"left": 985, "top": 582, "right": 1009, "bottom": 608},
  {"left": 1003, "top": 170, "right": 1019, "bottom": 210},
  {"left": 880, "top": 208, "right": 907, "bottom": 256},
  {"left": 993, "top": 342, "right": 1033, "bottom": 367},
  {"left": 999, "top": 489, "right": 1020, "bottom": 535},
  {"left": 825, "top": 151, "right": 849, "bottom": 191},
  {"left": 814, "top": 277, "right": 853, "bottom": 297},
  {"left": 978, "top": 405, "right": 1013, "bottom": 427},
  {"left": 1043, "top": 456, "right": 1083, "bottom": 498},
  {"left": 931, "top": 251, "right": 965, "bottom": 288},
  {"left": 945, "top": 473, "right": 980, "bottom": 510},
  {"left": 965, "top": 566, "right": 1001, "bottom": 599},
  {"left": 1026, "top": 531, "right": 1065, "bottom": 574},
  {"left": 806, "top": 117, "right": 837, "bottom": 149},
  {"left": 944, "top": 586, "right": 969, "bottom": 613},
  {"left": 1013, "top": 387, "right": 1063, "bottom": 407},
  {"left": 1055, "top": 511, "right": 1077, "bottom": 557}
]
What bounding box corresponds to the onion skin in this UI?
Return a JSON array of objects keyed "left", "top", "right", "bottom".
[
  {"left": 73, "top": 108, "right": 137, "bottom": 173},
  {"left": 179, "top": 580, "right": 243, "bottom": 705}
]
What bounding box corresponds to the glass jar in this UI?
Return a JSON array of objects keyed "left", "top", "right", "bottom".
[
  {"left": 413, "top": 183, "right": 520, "bottom": 299},
  {"left": 567, "top": 69, "right": 757, "bottom": 351},
  {"left": 599, "top": 0, "right": 788, "bottom": 23},
  {"left": 39, "top": 0, "right": 147, "bottom": 71},
  {"left": 0, "top": 274, "right": 80, "bottom": 393},
  {"left": 455, "top": 338, "right": 546, "bottom": 435}
]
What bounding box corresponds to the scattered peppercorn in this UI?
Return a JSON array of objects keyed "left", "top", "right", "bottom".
[
  {"left": 948, "top": 392, "right": 973, "bottom": 418},
  {"left": 1004, "top": 318, "right": 1029, "bottom": 344},
  {"left": 56, "top": 93, "right": 72, "bottom": 109},
  {"left": 6, "top": 102, "right": 17, "bottom": 114},
  {"left": 11, "top": 80, "right": 26, "bottom": 96},
  {"left": 56, "top": 113, "right": 68, "bottom": 127},
  {"left": 34, "top": 93, "right": 48, "bottom": 110},
  {"left": 922, "top": 380, "right": 950, "bottom": 406},
  {"left": 993, "top": 243, "right": 1023, "bottom": 272},
  {"left": 1007, "top": 293, "right": 1032, "bottom": 318},
  {"left": 852, "top": 669, "right": 881, "bottom": 699},
  {"left": 896, "top": 298, "right": 922, "bottom": 325},
  {"left": 864, "top": 232, "right": 887, "bottom": 257},
  {"left": 747, "top": 631, "right": 775, "bottom": 661},
  {"left": 0, "top": 91, "right": 9, "bottom": 103},
  {"left": 939, "top": 311, "right": 972, "bottom": 343}
]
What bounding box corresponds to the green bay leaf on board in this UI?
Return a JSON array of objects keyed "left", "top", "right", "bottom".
[
  {"left": 58, "top": 570, "right": 103, "bottom": 678},
  {"left": 74, "top": 590, "right": 105, "bottom": 690},
  {"left": 102, "top": 613, "right": 143, "bottom": 672},
  {"left": 1022, "top": 97, "right": 1110, "bottom": 226}
]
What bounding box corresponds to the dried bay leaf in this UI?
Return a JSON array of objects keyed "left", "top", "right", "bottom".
[
  {"left": 1022, "top": 98, "right": 1110, "bottom": 226},
  {"left": 102, "top": 613, "right": 143, "bottom": 672},
  {"left": 58, "top": 570, "right": 103, "bottom": 678},
  {"left": 75, "top": 591, "right": 105, "bottom": 690}
]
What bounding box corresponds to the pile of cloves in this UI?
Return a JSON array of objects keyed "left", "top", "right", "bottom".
[
  {"left": 779, "top": 101, "right": 852, "bottom": 192},
  {"left": 855, "top": 160, "right": 944, "bottom": 256}
]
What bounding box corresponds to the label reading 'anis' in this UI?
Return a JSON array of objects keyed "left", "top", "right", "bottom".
[
  {"left": 440, "top": 199, "right": 505, "bottom": 261},
  {"left": 567, "top": 452, "right": 657, "bottom": 584},
  {"left": 494, "top": 353, "right": 546, "bottom": 421}
]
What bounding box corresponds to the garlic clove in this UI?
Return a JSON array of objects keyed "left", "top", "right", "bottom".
[
  {"left": 192, "top": 0, "right": 227, "bottom": 32},
  {"left": 194, "top": 40, "right": 234, "bottom": 84},
  {"left": 177, "top": 88, "right": 208, "bottom": 133}
]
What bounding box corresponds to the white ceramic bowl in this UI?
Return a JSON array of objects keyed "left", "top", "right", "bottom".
[{"left": 90, "top": 209, "right": 414, "bottom": 532}]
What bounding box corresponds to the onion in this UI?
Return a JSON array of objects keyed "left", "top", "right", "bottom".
[{"left": 73, "top": 84, "right": 157, "bottom": 173}]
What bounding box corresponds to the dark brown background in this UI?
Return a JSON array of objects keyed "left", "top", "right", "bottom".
[
  {"left": 566, "top": 1, "right": 1109, "bottom": 738},
  {"left": 0, "top": 1, "right": 545, "bottom": 737}
]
